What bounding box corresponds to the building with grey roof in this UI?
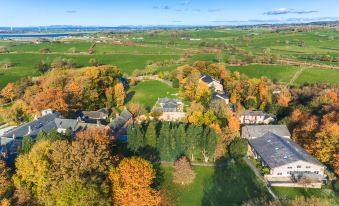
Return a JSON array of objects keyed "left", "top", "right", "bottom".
[
  {"left": 240, "top": 110, "right": 276, "bottom": 125},
  {"left": 152, "top": 98, "right": 183, "bottom": 113},
  {"left": 242, "top": 125, "right": 326, "bottom": 188},
  {"left": 242, "top": 125, "right": 291, "bottom": 139},
  {"left": 199, "top": 75, "right": 224, "bottom": 92},
  {"left": 212, "top": 91, "right": 229, "bottom": 104},
  {"left": 81, "top": 108, "right": 109, "bottom": 123},
  {"left": 108, "top": 109, "right": 132, "bottom": 133}
]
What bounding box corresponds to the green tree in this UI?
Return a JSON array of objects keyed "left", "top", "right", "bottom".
[
  {"left": 127, "top": 125, "right": 144, "bottom": 152},
  {"left": 89, "top": 58, "right": 100, "bottom": 66},
  {"left": 158, "top": 123, "right": 172, "bottom": 161},
  {"left": 36, "top": 130, "right": 47, "bottom": 142},
  {"left": 145, "top": 122, "right": 157, "bottom": 147},
  {"left": 172, "top": 78, "right": 179, "bottom": 88},
  {"left": 229, "top": 138, "right": 248, "bottom": 159},
  {"left": 200, "top": 127, "right": 217, "bottom": 162},
  {"left": 175, "top": 124, "right": 187, "bottom": 157},
  {"left": 21, "top": 135, "right": 34, "bottom": 154}
]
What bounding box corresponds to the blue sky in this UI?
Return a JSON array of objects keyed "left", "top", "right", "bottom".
[{"left": 1, "top": 0, "right": 339, "bottom": 26}]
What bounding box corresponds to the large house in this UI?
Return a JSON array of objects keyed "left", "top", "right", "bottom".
[
  {"left": 80, "top": 108, "right": 109, "bottom": 124},
  {"left": 242, "top": 125, "right": 291, "bottom": 139},
  {"left": 0, "top": 109, "right": 106, "bottom": 163},
  {"left": 109, "top": 109, "right": 133, "bottom": 142},
  {"left": 240, "top": 110, "right": 276, "bottom": 125},
  {"left": 152, "top": 98, "right": 185, "bottom": 121},
  {"left": 199, "top": 75, "right": 223, "bottom": 93},
  {"left": 242, "top": 125, "right": 326, "bottom": 188}
]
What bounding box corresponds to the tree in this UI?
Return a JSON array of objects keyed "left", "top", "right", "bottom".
[
  {"left": 145, "top": 122, "right": 157, "bottom": 147},
  {"left": 157, "top": 123, "right": 172, "bottom": 161},
  {"left": 109, "top": 157, "right": 161, "bottom": 206},
  {"left": 13, "top": 140, "right": 52, "bottom": 202},
  {"left": 173, "top": 156, "right": 196, "bottom": 185},
  {"left": 39, "top": 47, "right": 51, "bottom": 53},
  {"left": 1, "top": 83, "right": 17, "bottom": 102},
  {"left": 68, "top": 47, "right": 77, "bottom": 54},
  {"left": 127, "top": 125, "right": 144, "bottom": 153},
  {"left": 36, "top": 60, "right": 51, "bottom": 73},
  {"left": 229, "top": 138, "right": 248, "bottom": 159},
  {"left": 172, "top": 78, "right": 179, "bottom": 88},
  {"left": 89, "top": 58, "right": 100, "bottom": 66},
  {"left": 114, "top": 82, "right": 125, "bottom": 107},
  {"left": 199, "top": 127, "right": 217, "bottom": 162},
  {"left": 128, "top": 103, "right": 145, "bottom": 124},
  {"left": 0, "top": 160, "right": 12, "bottom": 199},
  {"left": 21, "top": 135, "right": 34, "bottom": 154}
]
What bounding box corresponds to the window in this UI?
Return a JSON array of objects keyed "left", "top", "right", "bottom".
[
  {"left": 287, "top": 171, "right": 290, "bottom": 174},
  {"left": 306, "top": 166, "right": 311, "bottom": 169},
  {"left": 277, "top": 172, "right": 282, "bottom": 175},
  {"left": 287, "top": 167, "right": 292, "bottom": 169},
  {"left": 314, "top": 171, "right": 319, "bottom": 174},
  {"left": 297, "top": 165, "right": 301, "bottom": 168}
]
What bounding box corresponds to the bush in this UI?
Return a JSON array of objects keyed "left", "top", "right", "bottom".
[
  {"left": 229, "top": 138, "right": 248, "bottom": 159},
  {"left": 173, "top": 156, "right": 196, "bottom": 185},
  {"left": 172, "top": 78, "right": 179, "bottom": 88}
]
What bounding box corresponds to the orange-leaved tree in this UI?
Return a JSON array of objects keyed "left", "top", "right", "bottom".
[{"left": 109, "top": 157, "right": 160, "bottom": 206}]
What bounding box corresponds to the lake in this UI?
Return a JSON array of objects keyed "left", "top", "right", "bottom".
[{"left": 0, "top": 33, "right": 78, "bottom": 39}]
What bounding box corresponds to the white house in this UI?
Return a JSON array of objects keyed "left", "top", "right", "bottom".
[
  {"left": 199, "top": 75, "right": 224, "bottom": 93},
  {"left": 240, "top": 110, "right": 276, "bottom": 125},
  {"left": 242, "top": 125, "right": 291, "bottom": 139},
  {"left": 242, "top": 125, "right": 326, "bottom": 188}
]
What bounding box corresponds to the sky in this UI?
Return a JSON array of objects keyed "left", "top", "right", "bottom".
[{"left": 1, "top": 0, "right": 339, "bottom": 27}]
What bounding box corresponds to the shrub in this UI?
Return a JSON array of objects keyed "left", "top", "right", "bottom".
[
  {"left": 173, "top": 156, "right": 196, "bottom": 185},
  {"left": 172, "top": 78, "right": 179, "bottom": 88},
  {"left": 229, "top": 138, "right": 248, "bottom": 159}
]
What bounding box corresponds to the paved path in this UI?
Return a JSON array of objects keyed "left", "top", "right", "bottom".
[{"left": 243, "top": 157, "right": 280, "bottom": 201}]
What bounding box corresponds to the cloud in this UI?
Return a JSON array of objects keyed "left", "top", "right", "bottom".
[
  {"left": 181, "top": 1, "right": 191, "bottom": 5},
  {"left": 65, "top": 10, "right": 77, "bottom": 14},
  {"left": 263, "top": 8, "right": 318, "bottom": 15},
  {"left": 172, "top": 20, "right": 184, "bottom": 23},
  {"left": 152, "top": 5, "right": 170, "bottom": 10},
  {"left": 208, "top": 8, "right": 222, "bottom": 13},
  {"left": 209, "top": 17, "right": 339, "bottom": 24}
]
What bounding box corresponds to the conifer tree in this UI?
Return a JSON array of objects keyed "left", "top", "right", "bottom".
[
  {"left": 21, "top": 135, "right": 34, "bottom": 154},
  {"left": 145, "top": 122, "right": 157, "bottom": 147}
]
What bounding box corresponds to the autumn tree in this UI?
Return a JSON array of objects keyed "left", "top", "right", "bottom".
[
  {"left": 1, "top": 83, "right": 17, "bottom": 102},
  {"left": 173, "top": 156, "right": 196, "bottom": 185},
  {"left": 114, "top": 82, "right": 125, "bottom": 107},
  {"left": 0, "top": 160, "right": 12, "bottom": 199},
  {"left": 288, "top": 196, "right": 332, "bottom": 206},
  {"left": 109, "top": 157, "right": 161, "bottom": 206},
  {"left": 128, "top": 102, "right": 145, "bottom": 124}
]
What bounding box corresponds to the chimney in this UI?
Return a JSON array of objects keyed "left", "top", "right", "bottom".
[
  {"left": 28, "top": 126, "right": 32, "bottom": 135},
  {"left": 12, "top": 133, "right": 16, "bottom": 140},
  {"left": 34, "top": 115, "right": 38, "bottom": 120},
  {"left": 97, "top": 120, "right": 101, "bottom": 126}
]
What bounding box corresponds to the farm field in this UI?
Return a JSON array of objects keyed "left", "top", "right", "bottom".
[
  {"left": 228, "top": 64, "right": 298, "bottom": 83},
  {"left": 1, "top": 27, "right": 339, "bottom": 90},
  {"left": 126, "top": 80, "right": 178, "bottom": 111},
  {"left": 161, "top": 160, "right": 271, "bottom": 206},
  {"left": 272, "top": 186, "right": 339, "bottom": 205}
]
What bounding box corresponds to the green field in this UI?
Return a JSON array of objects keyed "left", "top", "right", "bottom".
[
  {"left": 126, "top": 80, "right": 178, "bottom": 111},
  {"left": 229, "top": 64, "right": 298, "bottom": 83},
  {"left": 295, "top": 68, "right": 339, "bottom": 85},
  {"left": 1, "top": 27, "right": 339, "bottom": 89},
  {"left": 272, "top": 186, "right": 339, "bottom": 205},
  {"left": 162, "top": 160, "right": 271, "bottom": 206}
]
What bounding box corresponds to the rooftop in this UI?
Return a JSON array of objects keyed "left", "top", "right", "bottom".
[
  {"left": 249, "top": 132, "right": 324, "bottom": 168},
  {"left": 200, "top": 75, "right": 219, "bottom": 84},
  {"left": 109, "top": 109, "right": 132, "bottom": 133},
  {"left": 244, "top": 125, "right": 290, "bottom": 138}
]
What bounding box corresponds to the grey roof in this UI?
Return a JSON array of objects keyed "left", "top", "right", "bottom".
[
  {"left": 109, "top": 109, "right": 132, "bottom": 132},
  {"left": 241, "top": 110, "right": 275, "bottom": 118},
  {"left": 82, "top": 109, "right": 108, "bottom": 120},
  {"left": 244, "top": 125, "right": 290, "bottom": 138},
  {"left": 54, "top": 118, "right": 79, "bottom": 131},
  {"left": 158, "top": 98, "right": 182, "bottom": 105},
  {"left": 212, "top": 92, "right": 229, "bottom": 100},
  {"left": 249, "top": 132, "right": 324, "bottom": 168},
  {"left": 3, "top": 112, "right": 61, "bottom": 139},
  {"left": 200, "top": 75, "right": 217, "bottom": 84}
]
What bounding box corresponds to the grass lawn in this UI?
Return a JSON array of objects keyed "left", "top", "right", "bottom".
[
  {"left": 126, "top": 80, "right": 178, "bottom": 111},
  {"left": 295, "top": 68, "right": 339, "bottom": 85},
  {"left": 228, "top": 64, "right": 297, "bottom": 83},
  {"left": 272, "top": 186, "right": 339, "bottom": 205},
  {"left": 161, "top": 160, "right": 272, "bottom": 206}
]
